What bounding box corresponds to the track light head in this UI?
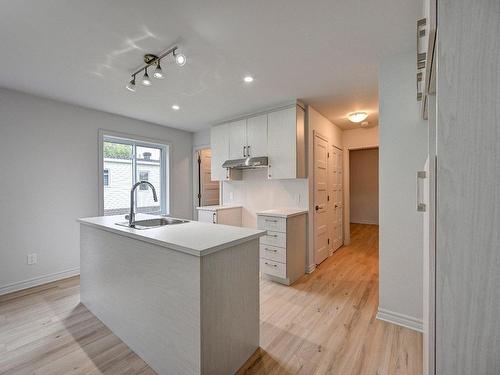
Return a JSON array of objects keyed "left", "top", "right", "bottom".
[
  {"left": 174, "top": 50, "right": 186, "bottom": 67},
  {"left": 153, "top": 61, "right": 164, "bottom": 79},
  {"left": 126, "top": 76, "right": 136, "bottom": 92},
  {"left": 142, "top": 68, "right": 152, "bottom": 86}
]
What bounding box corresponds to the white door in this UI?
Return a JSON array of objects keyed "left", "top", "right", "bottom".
[
  {"left": 246, "top": 114, "right": 267, "bottom": 157},
  {"left": 314, "top": 132, "right": 329, "bottom": 265},
  {"left": 229, "top": 119, "right": 247, "bottom": 159},
  {"left": 331, "top": 146, "right": 343, "bottom": 251},
  {"left": 199, "top": 149, "right": 219, "bottom": 206},
  {"left": 210, "top": 124, "right": 230, "bottom": 181},
  {"left": 267, "top": 107, "right": 297, "bottom": 179}
]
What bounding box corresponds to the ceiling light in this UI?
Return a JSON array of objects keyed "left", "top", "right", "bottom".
[
  {"left": 243, "top": 75, "right": 254, "bottom": 83},
  {"left": 141, "top": 68, "right": 152, "bottom": 86},
  {"left": 347, "top": 112, "right": 368, "bottom": 123},
  {"left": 172, "top": 105, "right": 180, "bottom": 110},
  {"left": 126, "top": 76, "right": 136, "bottom": 92},
  {"left": 174, "top": 50, "right": 186, "bottom": 67},
  {"left": 126, "top": 45, "right": 186, "bottom": 90},
  {"left": 153, "top": 61, "right": 164, "bottom": 79}
]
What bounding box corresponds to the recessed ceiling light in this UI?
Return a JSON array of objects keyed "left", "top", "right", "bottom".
[
  {"left": 243, "top": 75, "right": 254, "bottom": 83},
  {"left": 347, "top": 111, "right": 368, "bottom": 123},
  {"left": 172, "top": 105, "right": 180, "bottom": 110},
  {"left": 174, "top": 52, "right": 186, "bottom": 67}
]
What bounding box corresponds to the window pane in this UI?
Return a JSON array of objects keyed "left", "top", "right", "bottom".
[
  {"left": 136, "top": 145, "right": 161, "bottom": 214},
  {"left": 103, "top": 141, "right": 133, "bottom": 215}
]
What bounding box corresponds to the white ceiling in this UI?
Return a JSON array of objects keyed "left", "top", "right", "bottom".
[{"left": 0, "top": 0, "right": 418, "bottom": 132}]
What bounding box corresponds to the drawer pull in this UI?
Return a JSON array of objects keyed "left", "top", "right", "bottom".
[
  {"left": 267, "top": 234, "right": 278, "bottom": 238},
  {"left": 265, "top": 219, "right": 278, "bottom": 223},
  {"left": 264, "top": 262, "right": 278, "bottom": 268},
  {"left": 265, "top": 248, "right": 278, "bottom": 253}
]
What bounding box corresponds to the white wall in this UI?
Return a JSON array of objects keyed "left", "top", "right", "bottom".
[
  {"left": 193, "top": 128, "right": 210, "bottom": 148},
  {"left": 349, "top": 148, "right": 379, "bottom": 225},
  {"left": 342, "top": 126, "right": 379, "bottom": 244},
  {"left": 0, "top": 88, "right": 193, "bottom": 295},
  {"left": 378, "top": 51, "right": 427, "bottom": 329},
  {"left": 307, "top": 106, "right": 343, "bottom": 271},
  {"left": 222, "top": 169, "right": 308, "bottom": 228}
]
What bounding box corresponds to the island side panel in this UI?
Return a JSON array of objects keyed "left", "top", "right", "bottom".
[
  {"left": 80, "top": 225, "right": 202, "bottom": 375},
  {"left": 200, "top": 238, "right": 260, "bottom": 375}
]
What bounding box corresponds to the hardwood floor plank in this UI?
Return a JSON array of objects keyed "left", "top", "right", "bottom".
[{"left": 0, "top": 224, "right": 421, "bottom": 375}]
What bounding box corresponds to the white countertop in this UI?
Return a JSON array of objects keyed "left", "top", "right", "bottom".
[
  {"left": 256, "top": 208, "right": 309, "bottom": 218},
  {"left": 196, "top": 204, "right": 242, "bottom": 211},
  {"left": 78, "top": 214, "right": 264, "bottom": 257}
]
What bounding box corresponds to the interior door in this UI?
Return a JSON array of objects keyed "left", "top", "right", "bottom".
[
  {"left": 228, "top": 119, "right": 247, "bottom": 159},
  {"left": 331, "top": 146, "right": 343, "bottom": 251},
  {"left": 314, "top": 132, "right": 329, "bottom": 265},
  {"left": 199, "top": 149, "right": 219, "bottom": 206},
  {"left": 246, "top": 114, "right": 267, "bottom": 157}
]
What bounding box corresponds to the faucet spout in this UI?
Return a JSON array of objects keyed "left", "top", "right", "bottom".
[{"left": 128, "top": 181, "right": 158, "bottom": 227}]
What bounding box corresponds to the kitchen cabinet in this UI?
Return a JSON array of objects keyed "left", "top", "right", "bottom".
[
  {"left": 210, "top": 123, "right": 242, "bottom": 181},
  {"left": 246, "top": 114, "right": 267, "bottom": 157},
  {"left": 267, "top": 105, "right": 306, "bottom": 179},
  {"left": 228, "top": 115, "right": 268, "bottom": 159},
  {"left": 257, "top": 209, "right": 307, "bottom": 285},
  {"left": 196, "top": 205, "right": 242, "bottom": 226},
  {"left": 229, "top": 119, "right": 247, "bottom": 159}
]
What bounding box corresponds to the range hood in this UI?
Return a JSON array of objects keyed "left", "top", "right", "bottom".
[{"left": 222, "top": 156, "right": 268, "bottom": 170}]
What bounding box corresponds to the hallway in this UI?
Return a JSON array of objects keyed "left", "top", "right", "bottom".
[{"left": 240, "top": 224, "right": 422, "bottom": 374}]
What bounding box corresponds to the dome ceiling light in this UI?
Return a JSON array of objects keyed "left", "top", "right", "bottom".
[
  {"left": 126, "top": 45, "right": 186, "bottom": 92},
  {"left": 347, "top": 111, "right": 369, "bottom": 123}
]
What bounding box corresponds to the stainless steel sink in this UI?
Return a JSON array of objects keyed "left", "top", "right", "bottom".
[{"left": 116, "top": 217, "right": 189, "bottom": 230}]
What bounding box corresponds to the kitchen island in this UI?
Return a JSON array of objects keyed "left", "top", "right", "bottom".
[{"left": 78, "top": 214, "right": 265, "bottom": 375}]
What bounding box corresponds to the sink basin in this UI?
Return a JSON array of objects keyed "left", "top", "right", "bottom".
[{"left": 116, "top": 217, "right": 189, "bottom": 230}]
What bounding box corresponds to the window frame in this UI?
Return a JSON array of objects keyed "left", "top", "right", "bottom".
[{"left": 98, "top": 129, "right": 171, "bottom": 216}]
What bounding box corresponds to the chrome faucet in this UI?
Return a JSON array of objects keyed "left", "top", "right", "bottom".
[{"left": 128, "top": 181, "right": 158, "bottom": 227}]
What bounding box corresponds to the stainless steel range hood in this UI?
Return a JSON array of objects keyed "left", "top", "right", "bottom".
[{"left": 222, "top": 156, "right": 268, "bottom": 170}]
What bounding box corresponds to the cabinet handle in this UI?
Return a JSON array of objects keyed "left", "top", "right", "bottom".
[
  {"left": 416, "top": 171, "right": 426, "bottom": 212},
  {"left": 265, "top": 248, "right": 278, "bottom": 253},
  {"left": 267, "top": 234, "right": 278, "bottom": 238},
  {"left": 247, "top": 145, "right": 251, "bottom": 156},
  {"left": 212, "top": 212, "right": 217, "bottom": 223},
  {"left": 264, "top": 262, "right": 277, "bottom": 268},
  {"left": 243, "top": 146, "right": 247, "bottom": 157},
  {"left": 265, "top": 219, "right": 278, "bottom": 223}
]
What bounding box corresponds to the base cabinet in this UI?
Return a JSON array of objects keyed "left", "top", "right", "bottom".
[
  {"left": 257, "top": 210, "right": 307, "bottom": 285},
  {"left": 197, "top": 206, "right": 242, "bottom": 227}
]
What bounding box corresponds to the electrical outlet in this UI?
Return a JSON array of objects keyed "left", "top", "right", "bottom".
[{"left": 27, "top": 253, "right": 37, "bottom": 265}]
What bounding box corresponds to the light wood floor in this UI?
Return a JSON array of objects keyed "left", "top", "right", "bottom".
[{"left": 0, "top": 224, "right": 421, "bottom": 375}]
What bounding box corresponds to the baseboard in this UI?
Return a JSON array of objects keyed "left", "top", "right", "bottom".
[
  {"left": 376, "top": 307, "right": 423, "bottom": 332},
  {"left": 351, "top": 220, "right": 379, "bottom": 225},
  {"left": 0, "top": 267, "right": 80, "bottom": 296},
  {"left": 306, "top": 263, "right": 316, "bottom": 274}
]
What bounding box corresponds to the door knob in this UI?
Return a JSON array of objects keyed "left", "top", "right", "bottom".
[{"left": 315, "top": 205, "right": 319, "bottom": 211}]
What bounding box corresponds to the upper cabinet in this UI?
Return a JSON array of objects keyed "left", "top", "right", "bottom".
[
  {"left": 246, "top": 114, "right": 268, "bottom": 157},
  {"left": 229, "top": 119, "right": 247, "bottom": 159},
  {"left": 210, "top": 103, "right": 306, "bottom": 181},
  {"left": 267, "top": 105, "right": 306, "bottom": 179}
]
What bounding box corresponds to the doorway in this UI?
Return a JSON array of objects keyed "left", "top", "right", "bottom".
[
  {"left": 349, "top": 147, "right": 379, "bottom": 225},
  {"left": 194, "top": 148, "right": 219, "bottom": 216}
]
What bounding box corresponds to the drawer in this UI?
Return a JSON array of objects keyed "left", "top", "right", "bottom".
[
  {"left": 257, "top": 215, "right": 287, "bottom": 233},
  {"left": 260, "top": 230, "right": 286, "bottom": 248},
  {"left": 260, "top": 244, "right": 286, "bottom": 263},
  {"left": 260, "top": 258, "right": 286, "bottom": 279}
]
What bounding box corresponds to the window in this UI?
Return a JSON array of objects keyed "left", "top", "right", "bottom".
[
  {"left": 103, "top": 169, "right": 110, "bottom": 186},
  {"left": 100, "top": 132, "right": 169, "bottom": 216},
  {"left": 138, "top": 171, "right": 149, "bottom": 190}
]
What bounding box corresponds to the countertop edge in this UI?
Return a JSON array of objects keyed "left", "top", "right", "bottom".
[
  {"left": 256, "top": 210, "right": 308, "bottom": 218},
  {"left": 78, "top": 219, "right": 264, "bottom": 257}
]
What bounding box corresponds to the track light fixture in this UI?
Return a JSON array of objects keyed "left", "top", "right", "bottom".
[{"left": 125, "top": 45, "right": 185, "bottom": 92}]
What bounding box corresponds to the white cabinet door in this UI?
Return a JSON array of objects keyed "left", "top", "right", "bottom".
[
  {"left": 246, "top": 114, "right": 267, "bottom": 157},
  {"left": 210, "top": 124, "right": 229, "bottom": 181},
  {"left": 267, "top": 107, "right": 297, "bottom": 179},
  {"left": 229, "top": 119, "right": 247, "bottom": 159},
  {"left": 198, "top": 209, "right": 217, "bottom": 223}
]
